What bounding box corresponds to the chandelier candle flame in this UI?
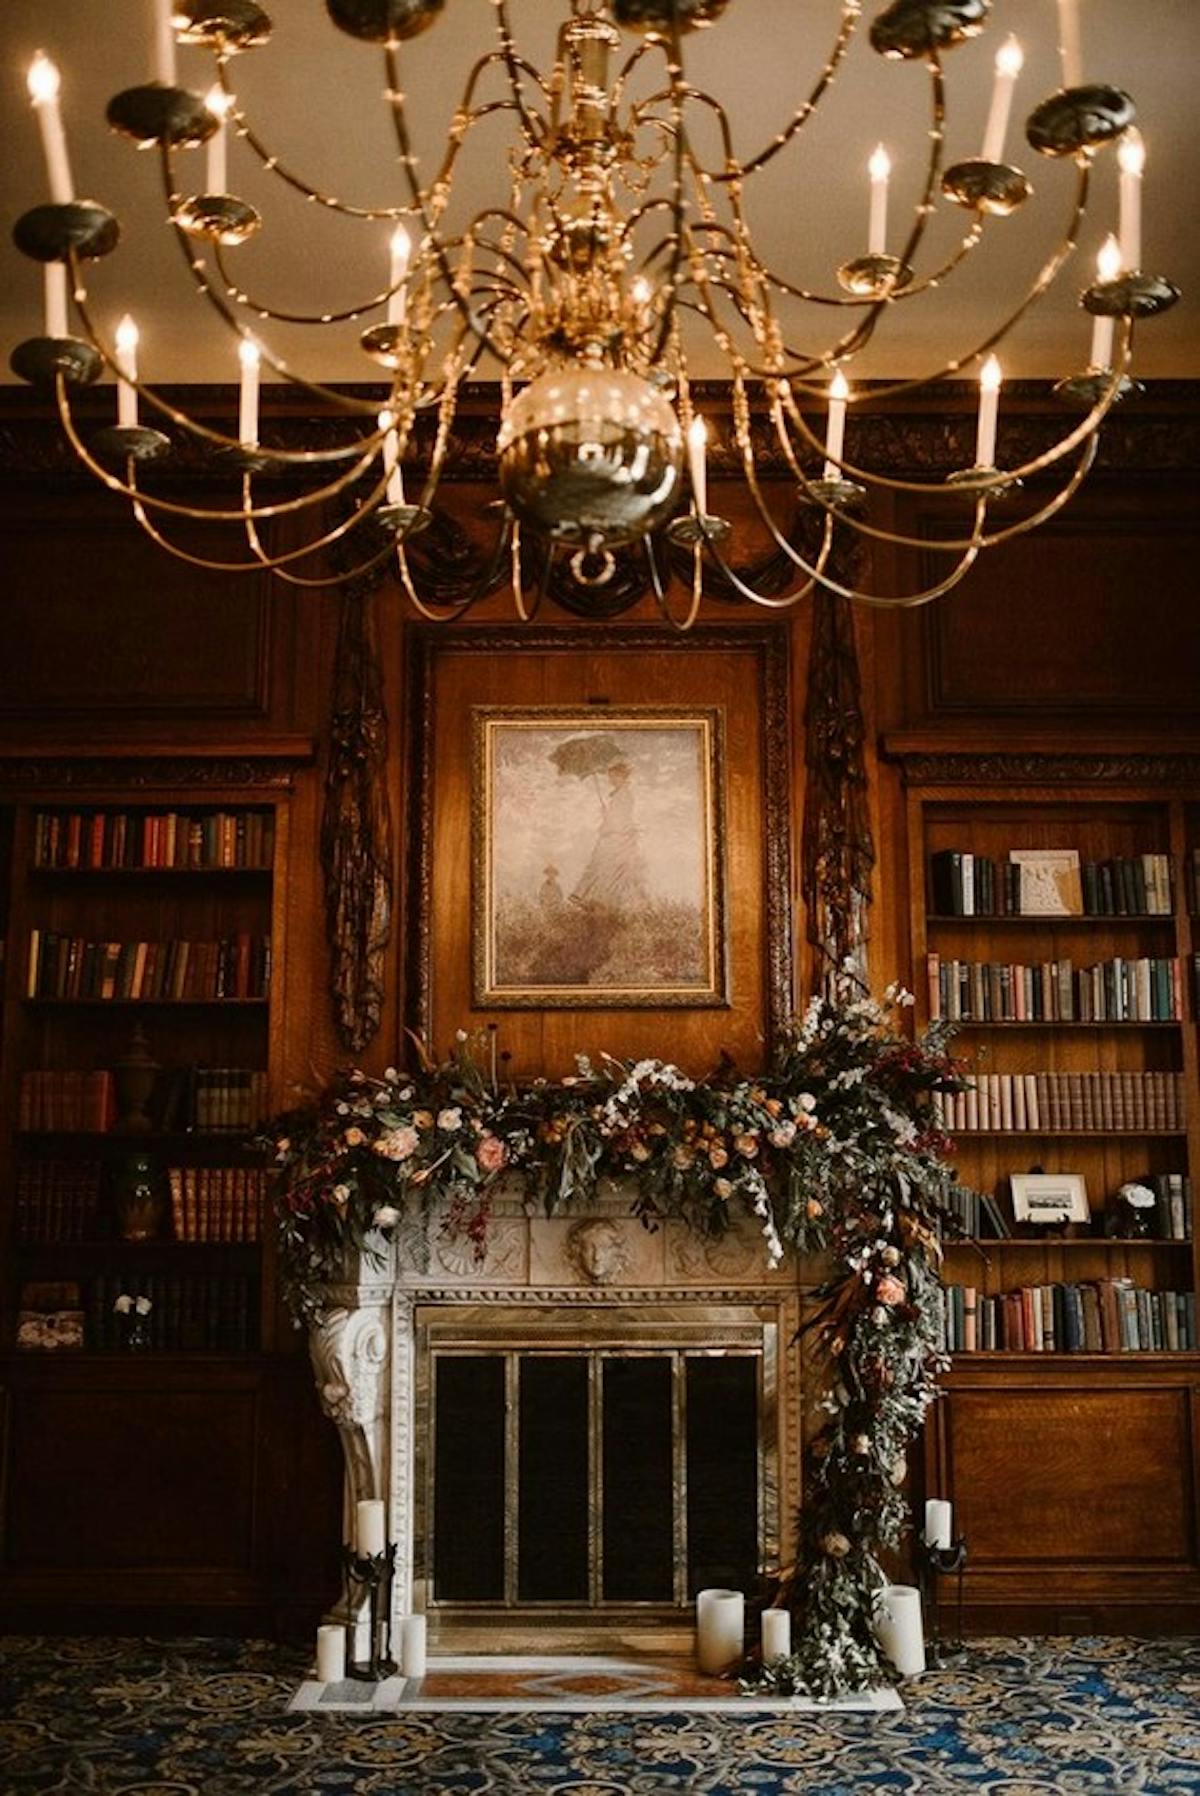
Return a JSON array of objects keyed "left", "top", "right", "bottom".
[{"left": 9, "top": 0, "right": 1180, "bottom": 621}]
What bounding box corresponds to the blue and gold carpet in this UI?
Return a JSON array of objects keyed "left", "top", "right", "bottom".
[{"left": 2, "top": 1635, "right": 1199, "bottom": 1794}]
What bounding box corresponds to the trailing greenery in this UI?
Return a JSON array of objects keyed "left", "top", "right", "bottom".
[{"left": 267, "top": 986, "right": 964, "bottom": 1697}]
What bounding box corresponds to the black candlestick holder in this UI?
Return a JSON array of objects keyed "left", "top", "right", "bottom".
[
  {"left": 920, "top": 1534, "right": 968, "bottom": 1667},
  {"left": 340, "top": 1542, "right": 398, "bottom": 1681}
]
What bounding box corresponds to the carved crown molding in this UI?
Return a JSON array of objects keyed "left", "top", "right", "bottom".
[
  {"left": 0, "top": 751, "right": 310, "bottom": 791},
  {"left": 888, "top": 748, "right": 1200, "bottom": 787}
]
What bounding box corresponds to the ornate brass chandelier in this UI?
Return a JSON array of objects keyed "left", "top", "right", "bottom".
[{"left": 11, "top": 0, "right": 1179, "bottom": 622}]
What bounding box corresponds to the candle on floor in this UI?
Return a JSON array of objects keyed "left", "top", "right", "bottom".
[
  {"left": 355, "top": 1498, "right": 386, "bottom": 1557},
  {"left": 696, "top": 1588, "right": 744, "bottom": 1675},
  {"left": 873, "top": 1583, "right": 925, "bottom": 1677},
  {"left": 924, "top": 1497, "right": 953, "bottom": 1549},
  {"left": 316, "top": 1623, "right": 345, "bottom": 1683},
  {"left": 760, "top": 1607, "right": 791, "bottom": 1661},
  {"left": 401, "top": 1614, "right": 427, "bottom": 1678}
]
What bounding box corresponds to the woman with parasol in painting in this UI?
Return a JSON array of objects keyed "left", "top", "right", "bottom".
[{"left": 550, "top": 734, "right": 648, "bottom": 914}]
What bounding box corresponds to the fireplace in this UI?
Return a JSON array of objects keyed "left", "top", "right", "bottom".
[{"left": 310, "top": 1192, "right": 805, "bottom": 1653}]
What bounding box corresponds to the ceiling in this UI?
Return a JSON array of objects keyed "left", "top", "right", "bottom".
[{"left": 2, "top": 0, "right": 1196, "bottom": 391}]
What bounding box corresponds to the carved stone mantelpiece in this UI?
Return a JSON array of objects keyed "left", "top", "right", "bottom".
[{"left": 310, "top": 1201, "right": 807, "bottom": 1650}]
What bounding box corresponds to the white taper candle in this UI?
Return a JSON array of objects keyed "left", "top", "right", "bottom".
[
  {"left": 1057, "top": 0, "right": 1082, "bottom": 88},
  {"left": 975, "top": 356, "right": 1002, "bottom": 469},
  {"left": 1117, "top": 129, "right": 1144, "bottom": 273},
  {"left": 1089, "top": 234, "right": 1122, "bottom": 370},
  {"left": 154, "top": 0, "right": 178, "bottom": 85},
  {"left": 43, "top": 263, "right": 69, "bottom": 338},
  {"left": 27, "top": 54, "right": 75, "bottom": 205},
  {"left": 238, "top": 338, "right": 261, "bottom": 446},
  {"left": 115, "top": 315, "right": 139, "bottom": 428},
  {"left": 868, "top": 144, "right": 891, "bottom": 255},
  {"left": 687, "top": 414, "right": 708, "bottom": 517},
  {"left": 387, "top": 225, "right": 411, "bottom": 327},
  {"left": 981, "top": 36, "right": 1023, "bottom": 163},
  {"left": 823, "top": 370, "right": 849, "bottom": 479},
  {"left": 379, "top": 410, "right": 405, "bottom": 505},
  {"left": 205, "top": 87, "right": 233, "bottom": 194}
]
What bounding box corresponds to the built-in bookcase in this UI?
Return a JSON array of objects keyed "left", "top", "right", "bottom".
[
  {"left": 905, "top": 788, "right": 1199, "bottom": 1359},
  {"left": 0, "top": 793, "right": 289, "bottom": 1360}
]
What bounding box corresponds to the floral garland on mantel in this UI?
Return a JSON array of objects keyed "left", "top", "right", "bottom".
[{"left": 268, "top": 987, "right": 964, "bottom": 1697}]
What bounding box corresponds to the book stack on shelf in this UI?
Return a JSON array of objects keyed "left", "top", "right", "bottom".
[
  {"left": 168, "top": 1168, "right": 267, "bottom": 1243},
  {"left": 910, "top": 790, "right": 1197, "bottom": 1370},
  {"left": 940, "top": 1279, "right": 1196, "bottom": 1354},
  {"left": 1, "top": 797, "right": 281, "bottom": 1360},
  {"left": 26, "top": 932, "right": 271, "bottom": 1002},
  {"left": 32, "top": 808, "right": 275, "bottom": 870},
  {"left": 933, "top": 1071, "right": 1186, "bottom": 1133}
]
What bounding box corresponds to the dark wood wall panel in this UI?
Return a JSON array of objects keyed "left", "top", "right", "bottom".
[
  {"left": 913, "top": 492, "right": 1200, "bottom": 722},
  {"left": 945, "top": 1384, "right": 1197, "bottom": 1567},
  {"left": 3, "top": 1378, "right": 259, "bottom": 1571},
  {"left": 0, "top": 510, "right": 271, "bottom": 723}
]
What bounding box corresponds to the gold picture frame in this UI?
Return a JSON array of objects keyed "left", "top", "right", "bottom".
[{"left": 471, "top": 707, "right": 728, "bottom": 1009}]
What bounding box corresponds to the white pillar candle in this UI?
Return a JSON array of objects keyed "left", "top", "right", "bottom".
[
  {"left": 1057, "top": 0, "right": 1082, "bottom": 89},
  {"left": 115, "top": 315, "right": 139, "bottom": 428},
  {"left": 867, "top": 144, "right": 890, "bottom": 255},
  {"left": 823, "top": 369, "right": 849, "bottom": 479},
  {"left": 27, "top": 54, "right": 75, "bottom": 205},
  {"left": 154, "top": 0, "right": 178, "bottom": 85},
  {"left": 387, "top": 224, "right": 411, "bottom": 327},
  {"left": 316, "top": 1623, "right": 345, "bottom": 1683},
  {"left": 1089, "top": 234, "right": 1122, "bottom": 370},
  {"left": 1117, "top": 129, "right": 1144, "bottom": 273},
  {"left": 924, "top": 1496, "right": 953, "bottom": 1549},
  {"left": 355, "top": 1497, "right": 386, "bottom": 1557},
  {"left": 696, "top": 1588, "right": 744, "bottom": 1675},
  {"left": 238, "top": 338, "right": 260, "bottom": 446},
  {"left": 205, "top": 86, "right": 233, "bottom": 194},
  {"left": 43, "top": 263, "right": 69, "bottom": 338},
  {"left": 400, "top": 1614, "right": 427, "bottom": 1678},
  {"left": 980, "top": 36, "right": 1023, "bottom": 164},
  {"left": 687, "top": 414, "right": 708, "bottom": 517},
  {"left": 974, "top": 356, "right": 1002, "bottom": 469},
  {"left": 760, "top": 1607, "right": 792, "bottom": 1661},
  {"left": 873, "top": 1583, "right": 926, "bottom": 1678}
]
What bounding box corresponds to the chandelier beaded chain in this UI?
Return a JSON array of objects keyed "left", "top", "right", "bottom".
[{"left": 11, "top": 0, "right": 1180, "bottom": 621}]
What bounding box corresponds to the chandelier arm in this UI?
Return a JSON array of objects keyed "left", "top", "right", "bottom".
[
  {"left": 709, "top": 0, "right": 863, "bottom": 184},
  {"left": 387, "top": 505, "right": 514, "bottom": 622},
  {"left": 686, "top": 502, "right": 830, "bottom": 613},
  {"left": 643, "top": 533, "right": 703, "bottom": 634},
  {"left": 384, "top": 45, "right": 517, "bottom": 369},
  {"left": 156, "top": 152, "right": 397, "bottom": 421},
  {"left": 53, "top": 360, "right": 398, "bottom": 527},
  {"left": 643, "top": 17, "right": 692, "bottom": 371},
  {"left": 492, "top": 0, "right": 552, "bottom": 150},
  {"left": 729, "top": 436, "right": 987, "bottom": 609},
  {"left": 510, "top": 526, "right": 558, "bottom": 626},
  {"left": 239, "top": 492, "right": 426, "bottom": 590},
  {"left": 779, "top": 158, "right": 1095, "bottom": 399},
  {"left": 774, "top": 325, "right": 1128, "bottom": 504}
]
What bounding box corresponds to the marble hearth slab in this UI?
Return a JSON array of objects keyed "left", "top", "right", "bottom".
[{"left": 289, "top": 1654, "right": 902, "bottom": 1714}]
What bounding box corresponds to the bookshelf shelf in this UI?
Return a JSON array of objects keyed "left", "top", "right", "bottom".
[
  {"left": 943, "top": 1019, "right": 1181, "bottom": 1030},
  {"left": 946, "top": 1236, "right": 1192, "bottom": 1250},
  {"left": 949, "top": 1129, "right": 1188, "bottom": 1139},
  {"left": 927, "top": 913, "right": 1175, "bottom": 928},
  {"left": 28, "top": 866, "right": 272, "bottom": 879},
  {"left": 22, "top": 998, "right": 270, "bottom": 1009}
]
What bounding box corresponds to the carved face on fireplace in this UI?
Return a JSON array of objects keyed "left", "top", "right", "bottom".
[{"left": 565, "top": 1217, "right": 631, "bottom": 1286}]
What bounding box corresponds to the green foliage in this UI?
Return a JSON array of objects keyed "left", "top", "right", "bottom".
[{"left": 265, "top": 986, "right": 966, "bottom": 1697}]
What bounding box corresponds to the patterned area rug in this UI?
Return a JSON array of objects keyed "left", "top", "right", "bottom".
[{"left": 2, "top": 1634, "right": 1199, "bottom": 1794}]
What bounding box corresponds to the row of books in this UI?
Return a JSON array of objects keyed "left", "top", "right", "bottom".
[
  {"left": 940, "top": 1173, "right": 1192, "bottom": 1242},
  {"left": 1184, "top": 847, "right": 1200, "bottom": 916},
  {"left": 26, "top": 931, "right": 272, "bottom": 1002},
  {"left": 32, "top": 809, "right": 275, "bottom": 871},
  {"left": 928, "top": 953, "right": 1182, "bottom": 1022},
  {"left": 167, "top": 1168, "right": 267, "bottom": 1242},
  {"left": 931, "top": 1070, "right": 1186, "bottom": 1134},
  {"left": 13, "top": 1161, "right": 102, "bottom": 1243},
  {"left": 13, "top": 1274, "right": 259, "bottom": 1353},
  {"left": 939, "top": 1279, "right": 1197, "bottom": 1354},
  {"left": 16, "top": 1066, "right": 269, "bottom": 1134},
  {"left": 18, "top": 1069, "right": 117, "bottom": 1133},
  {"left": 929, "top": 850, "right": 1174, "bottom": 917}
]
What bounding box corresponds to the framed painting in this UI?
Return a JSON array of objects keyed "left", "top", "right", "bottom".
[{"left": 471, "top": 707, "right": 728, "bottom": 1009}]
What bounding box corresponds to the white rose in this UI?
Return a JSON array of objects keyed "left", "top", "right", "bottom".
[
  {"left": 134, "top": 1295, "right": 152, "bottom": 1316},
  {"left": 436, "top": 1107, "right": 463, "bottom": 1133},
  {"left": 113, "top": 1294, "right": 134, "bottom": 1315},
  {"left": 373, "top": 1204, "right": 400, "bottom": 1228}
]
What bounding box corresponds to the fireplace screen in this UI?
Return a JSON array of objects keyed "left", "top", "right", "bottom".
[{"left": 416, "top": 1306, "right": 778, "bottom": 1612}]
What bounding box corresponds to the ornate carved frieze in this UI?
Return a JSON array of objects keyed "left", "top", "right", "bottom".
[
  {"left": 0, "top": 754, "right": 307, "bottom": 789},
  {"left": 890, "top": 749, "right": 1200, "bottom": 786}
]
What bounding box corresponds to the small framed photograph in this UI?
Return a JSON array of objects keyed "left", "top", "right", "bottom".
[
  {"left": 1010, "top": 1172, "right": 1090, "bottom": 1227},
  {"left": 1009, "top": 848, "right": 1083, "bottom": 916}
]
